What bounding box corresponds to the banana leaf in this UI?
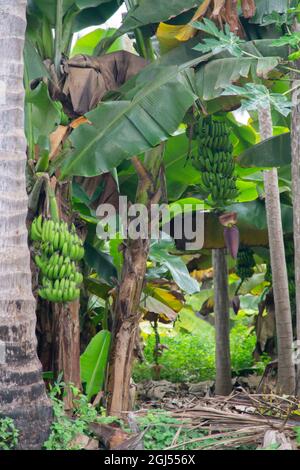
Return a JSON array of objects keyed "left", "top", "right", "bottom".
[
  {"left": 60, "top": 66, "right": 196, "bottom": 178},
  {"left": 238, "top": 133, "right": 291, "bottom": 168},
  {"left": 195, "top": 56, "right": 279, "bottom": 101},
  {"left": 119, "top": 0, "right": 201, "bottom": 33},
  {"left": 80, "top": 330, "right": 111, "bottom": 400}
]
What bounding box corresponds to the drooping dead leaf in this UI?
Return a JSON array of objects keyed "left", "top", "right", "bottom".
[
  {"left": 69, "top": 116, "right": 91, "bottom": 129},
  {"left": 147, "top": 285, "right": 184, "bottom": 313},
  {"left": 190, "top": 268, "right": 213, "bottom": 282},
  {"left": 49, "top": 125, "right": 69, "bottom": 160},
  {"left": 156, "top": 23, "right": 184, "bottom": 52},
  {"left": 157, "top": 0, "right": 245, "bottom": 46},
  {"left": 156, "top": 2, "right": 210, "bottom": 49},
  {"left": 142, "top": 295, "right": 178, "bottom": 323},
  {"left": 62, "top": 51, "right": 148, "bottom": 116}
]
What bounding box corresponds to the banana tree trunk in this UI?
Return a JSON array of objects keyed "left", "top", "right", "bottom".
[
  {"left": 106, "top": 145, "right": 164, "bottom": 417},
  {"left": 0, "top": 0, "right": 52, "bottom": 448},
  {"left": 213, "top": 249, "right": 232, "bottom": 395},
  {"left": 52, "top": 181, "right": 81, "bottom": 408},
  {"left": 36, "top": 181, "right": 81, "bottom": 409},
  {"left": 291, "top": 20, "right": 300, "bottom": 395},
  {"left": 259, "top": 105, "right": 296, "bottom": 395}
]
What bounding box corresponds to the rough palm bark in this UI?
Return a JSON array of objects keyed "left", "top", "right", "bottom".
[
  {"left": 213, "top": 248, "right": 232, "bottom": 396},
  {"left": 0, "top": 0, "right": 52, "bottom": 448},
  {"left": 106, "top": 145, "right": 164, "bottom": 417},
  {"left": 259, "top": 104, "right": 296, "bottom": 395},
  {"left": 291, "top": 20, "right": 300, "bottom": 395}
]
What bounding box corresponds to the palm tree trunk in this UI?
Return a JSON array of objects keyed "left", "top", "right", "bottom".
[
  {"left": 213, "top": 248, "right": 232, "bottom": 395},
  {"left": 259, "top": 105, "right": 296, "bottom": 394},
  {"left": 106, "top": 145, "right": 164, "bottom": 417},
  {"left": 0, "top": 0, "right": 52, "bottom": 448},
  {"left": 291, "top": 20, "right": 300, "bottom": 395}
]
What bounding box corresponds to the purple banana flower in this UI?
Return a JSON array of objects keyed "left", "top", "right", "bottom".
[{"left": 224, "top": 225, "right": 240, "bottom": 259}]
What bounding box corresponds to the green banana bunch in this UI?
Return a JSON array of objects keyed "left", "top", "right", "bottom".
[
  {"left": 31, "top": 216, "right": 84, "bottom": 303},
  {"left": 236, "top": 246, "right": 255, "bottom": 281},
  {"left": 193, "top": 116, "right": 238, "bottom": 208}
]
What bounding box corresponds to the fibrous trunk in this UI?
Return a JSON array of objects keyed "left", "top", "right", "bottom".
[
  {"left": 106, "top": 146, "right": 164, "bottom": 417},
  {"left": 259, "top": 105, "right": 296, "bottom": 395},
  {"left": 37, "top": 181, "right": 81, "bottom": 409},
  {"left": 0, "top": 0, "right": 52, "bottom": 448},
  {"left": 213, "top": 248, "right": 232, "bottom": 396}
]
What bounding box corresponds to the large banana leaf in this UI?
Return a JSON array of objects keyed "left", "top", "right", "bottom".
[
  {"left": 193, "top": 38, "right": 287, "bottom": 100},
  {"left": 119, "top": 0, "right": 201, "bottom": 33},
  {"left": 73, "top": 1, "right": 121, "bottom": 31},
  {"left": 238, "top": 133, "right": 291, "bottom": 168},
  {"left": 27, "top": 0, "right": 120, "bottom": 29},
  {"left": 80, "top": 330, "right": 111, "bottom": 400},
  {"left": 198, "top": 200, "right": 292, "bottom": 250},
  {"left": 28, "top": 0, "right": 75, "bottom": 24},
  {"left": 24, "top": 39, "right": 50, "bottom": 82},
  {"left": 25, "top": 82, "right": 61, "bottom": 144},
  {"left": 61, "top": 35, "right": 284, "bottom": 179},
  {"left": 60, "top": 66, "right": 196, "bottom": 178},
  {"left": 85, "top": 244, "right": 117, "bottom": 285},
  {"left": 228, "top": 200, "right": 293, "bottom": 233},
  {"left": 195, "top": 56, "right": 279, "bottom": 101},
  {"left": 71, "top": 27, "right": 124, "bottom": 56}
]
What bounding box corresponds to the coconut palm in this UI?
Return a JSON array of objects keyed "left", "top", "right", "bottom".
[
  {"left": 259, "top": 104, "right": 295, "bottom": 394},
  {"left": 0, "top": 0, "right": 52, "bottom": 449}
]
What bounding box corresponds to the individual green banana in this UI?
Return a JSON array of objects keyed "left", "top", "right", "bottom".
[{"left": 31, "top": 219, "right": 41, "bottom": 241}]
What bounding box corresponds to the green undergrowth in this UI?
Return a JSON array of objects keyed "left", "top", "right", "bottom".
[
  {"left": 43, "top": 382, "right": 214, "bottom": 450},
  {"left": 136, "top": 410, "right": 214, "bottom": 450},
  {"left": 133, "top": 318, "right": 267, "bottom": 383},
  {"left": 0, "top": 417, "right": 19, "bottom": 450},
  {"left": 43, "top": 381, "right": 118, "bottom": 450}
]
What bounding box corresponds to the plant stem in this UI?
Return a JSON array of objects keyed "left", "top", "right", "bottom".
[
  {"left": 54, "top": 0, "right": 63, "bottom": 75},
  {"left": 47, "top": 183, "right": 59, "bottom": 222},
  {"left": 125, "top": 0, "right": 155, "bottom": 61}
]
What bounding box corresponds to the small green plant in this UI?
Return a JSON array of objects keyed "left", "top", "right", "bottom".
[
  {"left": 44, "top": 379, "right": 117, "bottom": 450},
  {"left": 0, "top": 417, "right": 19, "bottom": 450}
]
